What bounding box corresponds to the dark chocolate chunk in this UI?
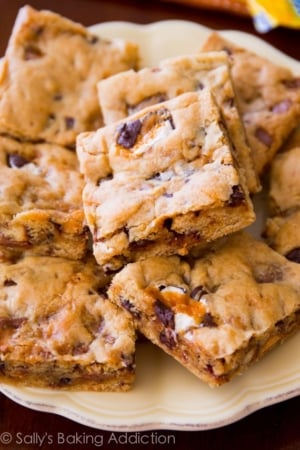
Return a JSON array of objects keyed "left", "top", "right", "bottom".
[
  {"left": 154, "top": 300, "right": 175, "bottom": 328},
  {"left": 0, "top": 361, "right": 5, "bottom": 374},
  {"left": 0, "top": 317, "right": 27, "bottom": 329},
  {"left": 200, "top": 312, "right": 217, "bottom": 328},
  {"left": 7, "top": 153, "right": 29, "bottom": 168},
  {"left": 120, "top": 298, "right": 141, "bottom": 319},
  {"left": 72, "top": 343, "right": 89, "bottom": 355},
  {"left": 87, "top": 34, "right": 99, "bottom": 45},
  {"left": 190, "top": 285, "right": 208, "bottom": 301},
  {"left": 255, "top": 127, "right": 273, "bottom": 147},
  {"left": 58, "top": 377, "right": 72, "bottom": 386},
  {"left": 222, "top": 46, "right": 233, "bottom": 56},
  {"left": 228, "top": 185, "right": 245, "bottom": 207},
  {"left": 117, "top": 120, "right": 142, "bottom": 148},
  {"left": 24, "top": 45, "right": 43, "bottom": 60},
  {"left": 285, "top": 247, "right": 300, "bottom": 264},
  {"left": 53, "top": 93, "right": 63, "bottom": 101},
  {"left": 65, "top": 116, "right": 75, "bottom": 130},
  {"left": 254, "top": 264, "right": 283, "bottom": 283},
  {"left": 159, "top": 329, "right": 177, "bottom": 349},
  {"left": 164, "top": 218, "right": 173, "bottom": 231},
  {"left": 282, "top": 78, "right": 300, "bottom": 89},
  {"left": 3, "top": 279, "right": 17, "bottom": 287}
]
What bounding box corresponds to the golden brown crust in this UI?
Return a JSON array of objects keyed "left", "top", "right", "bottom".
[
  {"left": 201, "top": 33, "right": 300, "bottom": 176},
  {"left": 77, "top": 91, "right": 255, "bottom": 270},
  {"left": 109, "top": 231, "right": 300, "bottom": 387},
  {"left": 98, "top": 52, "right": 260, "bottom": 193},
  {"left": 0, "top": 5, "right": 139, "bottom": 147},
  {"left": 0, "top": 135, "right": 88, "bottom": 259},
  {"left": 263, "top": 145, "right": 300, "bottom": 263},
  {"left": 0, "top": 254, "right": 136, "bottom": 391}
]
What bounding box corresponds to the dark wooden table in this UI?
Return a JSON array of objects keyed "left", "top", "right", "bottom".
[{"left": 0, "top": 1, "right": 300, "bottom": 449}]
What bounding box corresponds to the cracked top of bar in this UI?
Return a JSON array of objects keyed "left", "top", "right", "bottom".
[
  {"left": 98, "top": 51, "right": 260, "bottom": 193},
  {"left": 77, "top": 91, "right": 255, "bottom": 270},
  {"left": 0, "top": 5, "right": 139, "bottom": 147}
]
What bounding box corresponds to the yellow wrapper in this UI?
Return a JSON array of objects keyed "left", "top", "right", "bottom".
[{"left": 248, "top": 0, "right": 300, "bottom": 32}]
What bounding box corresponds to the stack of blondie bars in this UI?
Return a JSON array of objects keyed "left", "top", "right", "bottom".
[{"left": 0, "top": 5, "right": 300, "bottom": 390}]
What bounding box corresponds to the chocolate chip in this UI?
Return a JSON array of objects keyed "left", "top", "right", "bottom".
[
  {"left": 222, "top": 46, "right": 233, "bottom": 55},
  {"left": 272, "top": 99, "right": 292, "bottom": 113},
  {"left": 0, "top": 317, "right": 27, "bottom": 329},
  {"left": 163, "top": 192, "right": 173, "bottom": 198},
  {"left": 190, "top": 285, "right": 208, "bottom": 300},
  {"left": 47, "top": 113, "right": 56, "bottom": 128},
  {"left": 87, "top": 35, "right": 99, "bottom": 45},
  {"left": 0, "top": 361, "right": 5, "bottom": 374},
  {"left": 53, "top": 93, "right": 63, "bottom": 101},
  {"left": 24, "top": 45, "right": 43, "bottom": 60},
  {"left": 95, "top": 285, "right": 109, "bottom": 298},
  {"left": 228, "top": 185, "right": 245, "bottom": 207},
  {"left": 7, "top": 153, "right": 29, "bottom": 168},
  {"left": 275, "top": 319, "right": 285, "bottom": 332},
  {"left": 65, "top": 117, "right": 75, "bottom": 130},
  {"left": 154, "top": 300, "right": 174, "bottom": 328},
  {"left": 120, "top": 298, "right": 141, "bottom": 319},
  {"left": 255, "top": 127, "right": 273, "bottom": 147},
  {"left": 282, "top": 78, "right": 300, "bottom": 89},
  {"left": 58, "top": 377, "right": 72, "bottom": 386},
  {"left": 3, "top": 279, "right": 17, "bottom": 287},
  {"left": 285, "top": 247, "right": 300, "bottom": 264},
  {"left": 117, "top": 120, "right": 142, "bottom": 149},
  {"left": 224, "top": 96, "right": 235, "bottom": 108},
  {"left": 197, "top": 81, "right": 205, "bottom": 90},
  {"left": 167, "top": 114, "right": 176, "bottom": 130},
  {"left": 164, "top": 218, "right": 173, "bottom": 231},
  {"left": 72, "top": 343, "right": 89, "bottom": 355},
  {"left": 159, "top": 329, "right": 177, "bottom": 349},
  {"left": 200, "top": 312, "right": 217, "bottom": 328},
  {"left": 254, "top": 264, "right": 283, "bottom": 283},
  {"left": 30, "top": 25, "right": 44, "bottom": 38}
]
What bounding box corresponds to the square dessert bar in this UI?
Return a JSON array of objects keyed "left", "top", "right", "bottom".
[
  {"left": 109, "top": 231, "right": 300, "bottom": 387},
  {"left": 0, "top": 5, "right": 139, "bottom": 147},
  {"left": 0, "top": 254, "right": 135, "bottom": 391},
  {"left": 77, "top": 91, "right": 255, "bottom": 270},
  {"left": 263, "top": 145, "right": 300, "bottom": 263},
  {"left": 201, "top": 32, "right": 300, "bottom": 176},
  {"left": 0, "top": 135, "right": 88, "bottom": 260},
  {"left": 98, "top": 51, "right": 260, "bottom": 193}
]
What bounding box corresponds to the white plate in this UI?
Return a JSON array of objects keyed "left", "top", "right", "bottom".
[{"left": 1, "top": 20, "right": 300, "bottom": 432}]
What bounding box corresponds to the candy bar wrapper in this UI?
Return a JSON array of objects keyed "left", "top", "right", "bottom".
[
  {"left": 248, "top": 0, "right": 300, "bottom": 32},
  {"left": 161, "top": 0, "right": 300, "bottom": 32}
]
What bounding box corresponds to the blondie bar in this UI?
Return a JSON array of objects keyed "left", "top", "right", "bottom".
[
  {"left": 0, "top": 254, "right": 135, "bottom": 390},
  {"left": 98, "top": 51, "right": 259, "bottom": 193},
  {"left": 77, "top": 91, "right": 255, "bottom": 270},
  {"left": 109, "top": 231, "right": 300, "bottom": 387},
  {"left": 0, "top": 135, "right": 87, "bottom": 259},
  {"left": 201, "top": 33, "right": 300, "bottom": 176},
  {"left": 0, "top": 5, "right": 139, "bottom": 147},
  {"left": 263, "top": 145, "right": 300, "bottom": 263}
]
